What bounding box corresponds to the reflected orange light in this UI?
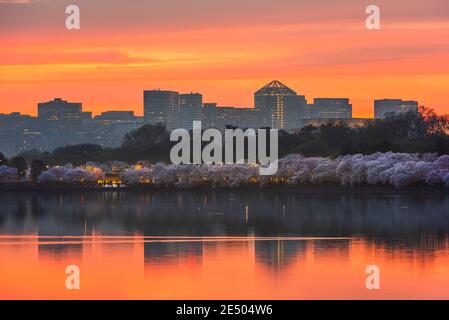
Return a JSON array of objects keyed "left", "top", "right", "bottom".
[{"left": 2, "top": 236, "right": 449, "bottom": 299}]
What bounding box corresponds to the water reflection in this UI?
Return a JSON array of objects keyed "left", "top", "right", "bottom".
[{"left": 1, "top": 189, "right": 449, "bottom": 298}]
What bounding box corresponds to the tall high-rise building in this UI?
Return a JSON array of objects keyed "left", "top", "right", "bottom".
[
  {"left": 254, "top": 80, "right": 298, "bottom": 129},
  {"left": 284, "top": 95, "right": 308, "bottom": 130},
  {"left": 180, "top": 93, "right": 202, "bottom": 130},
  {"left": 37, "top": 98, "right": 84, "bottom": 150},
  {"left": 312, "top": 98, "right": 352, "bottom": 119},
  {"left": 202, "top": 103, "right": 218, "bottom": 128},
  {"left": 143, "top": 90, "right": 180, "bottom": 130},
  {"left": 374, "top": 99, "right": 419, "bottom": 119}
]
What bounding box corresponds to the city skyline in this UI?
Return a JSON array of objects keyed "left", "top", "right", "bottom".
[
  {"left": 1, "top": 0, "right": 448, "bottom": 117},
  {"left": 0, "top": 78, "right": 435, "bottom": 118},
  {"left": 0, "top": 79, "right": 420, "bottom": 157},
  {"left": 0, "top": 81, "right": 420, "bottom": 119}
]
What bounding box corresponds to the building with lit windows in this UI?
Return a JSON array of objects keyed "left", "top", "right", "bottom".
[
  {"left": 143, "top": 90, "right": 180, "bottom": 130},
  {"left": 38, "top": 98, "right": 82, "bottom": 121},
  {"left": 202, "top": 103, "right": 262, "bottom": 130},
  {"left": 92, "top": 111, "right": 144, "bottom": 147},
  {"left": 312, "top": 98, "right": 352, "bottom": 119},
  {"left": 254, "top": 80, "right": 300, "bottom": 129},
  {"left": 0, "top": 113, "right": 42, "bottom": 157},
  {"left": 374, "top": 99, "right": 418, "bottom": 119},
  {"left": 37, "top": 98, "right": 85, "bottom": 150},
  {"left": 180, "top": 93, "right": 202, "bottom": 130}
]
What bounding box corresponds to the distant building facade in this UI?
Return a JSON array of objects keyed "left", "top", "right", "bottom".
[
  {"left": 254, "top": 80, "right": 301, "bottom": 129},
  {"left": 284, "top": 96, "right": 309, "bottom": 130},
  {"left": 180, "top": 93, "right": 202, "bottom": 130},
  {"left": 201, "top": 103, "right": 261, "bottom": 130},
  {"left": 0, "top": 113, "right": 42, "bottom": 157},
  {"left": 2, "top": 84, "right": 423, "bottom": 158},
  {"left": 214, "top": 106, "right": 261, "bottom": 130},
  {"left": 374, "top": 99, "right": 419, "bottom": 119},
  {"left": 144, "top": 90, "right": 180, "bottom": 130},
  {"left": 202, "top": 103, "right": 218, "bottom": 128},
  {"left": 92, "top": 111, "right": 143, "bottom": 147},
  {"left": 0, "top": 99, "right": 148, "bottom": 156},
  {"left": 312, "top": 98, "right": 352, "bottom": 119},
  {"left": 38, "top": 98, "right": 82, "bottom": 121},
  {"left": 303, "top": 118, "right": 373, "bottom": 129},
  {"left": 37, "top": 98, "right": 86, "bottom": 150}
]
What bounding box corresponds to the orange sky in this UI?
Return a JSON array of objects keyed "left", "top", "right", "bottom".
[{"left": 0, "top": 0, "right": 448, "bottom": 117}]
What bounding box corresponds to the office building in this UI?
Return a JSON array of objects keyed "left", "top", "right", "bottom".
[
  {"left": 0, "top": 113, "right": 42, "bottom": 157},
  {"left": 202, "top": 103, "right": 218, "bottom": 128},
  {"left": 284, "top": 95, "right": 309, "bottom": 130},
  {"left": 254, "top": 80, "right": 298, "bottom": 129},
  {"left": 143, "top": 90, "right": 180, "bottom": 130},
  {"left": 38, "top": 98, "right": 82, "bottom": 121},
  {"left": 93, "top": 111, "right": 143, "bottom": 147},
  {"left": 374, "top": 99, "right": 419, "bottom": 119},
  {"left": 312, "top": 98, "right": 352, "bottom": 119},
  {"left": 180, "top": 93, "right": 202, "bottom": 130},
  {"left": 202, "top": 103, "right": 262, "bottom": 130},
  {"left": 303, "top": 118, "right": 373, "bottom": 128},
  {"left": 37, "top": 98, "right": 85, "bottom": 150}
]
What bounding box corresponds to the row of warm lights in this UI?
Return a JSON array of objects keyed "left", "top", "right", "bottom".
[{"left": 95, "top": 176, "right": 289, "bottom": 186}]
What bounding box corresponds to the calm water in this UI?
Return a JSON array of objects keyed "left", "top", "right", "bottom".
[{"left": 1, "top": 188, "right": 449, "bottom": 299}]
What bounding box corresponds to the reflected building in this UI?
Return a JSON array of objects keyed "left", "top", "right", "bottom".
[
  {"left": 311, "top": 239, "right": 350, "bottom": 259},
  {"left": 255, "top": 240, "right": 307, "bottom": 272},
  {"left": 3, "top": 189, "right": 449, "bottom": 254},
  {"left": 38, "top": 243, "right": 84, "bottom": 259},
  {"left": 144, "top": 242, "right": 203, "bottom": 265}
]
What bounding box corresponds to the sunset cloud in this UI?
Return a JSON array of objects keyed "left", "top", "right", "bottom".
[
  {"left": 0, "top": 0, "right": 46, "bottom": 4},
  {"left": 0, "top": 0, "right": 448, "bottom": 117},
  {"left": 0, "top": 50, "right": 158, "bottom": 66}
]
